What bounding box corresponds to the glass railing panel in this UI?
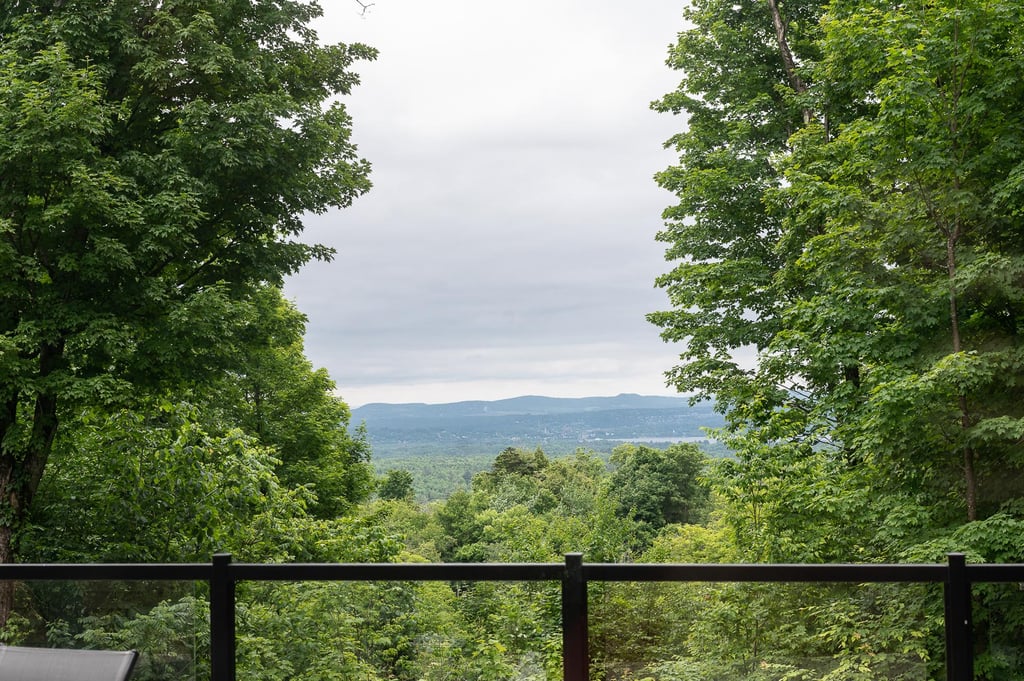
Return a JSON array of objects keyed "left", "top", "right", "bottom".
[
  {"left": 974, "top": 580, "right": 1024, "bottom": 679},
  {"left": 235, "top": 579, "right": 561, "bottom": 681},
  {"left": 7, "top": 580, "right": 206, "bottom": 681},
  {"left": 589, "top": 581, "right": 940, "bottom": 681}
]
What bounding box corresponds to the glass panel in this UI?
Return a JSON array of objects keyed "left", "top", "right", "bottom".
[
  {"left": 975, "top": 581, "right": 1024, "bottom": 680},
  {"left": 589, "top": 581, "right": 939, "bottom": 680},
  {"left": 235, "top": 580, "right": 559, "bottom": 680},
  {"left": 7, "top": 580, "right": 205, "bottom": 681}
]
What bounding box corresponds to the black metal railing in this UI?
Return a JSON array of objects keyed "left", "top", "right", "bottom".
[{"left": 2, "top": 553, "right": 1022, "bottom": 681}]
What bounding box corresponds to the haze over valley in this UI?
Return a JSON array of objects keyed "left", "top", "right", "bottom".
[{"left": 355, "top": 393, "right": 724, "bottom": 459}]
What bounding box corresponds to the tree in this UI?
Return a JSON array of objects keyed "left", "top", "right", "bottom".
[
  {"left": 652, "top": 0, "right": 1024, "bottom": 527},
  {"left": 435, "top": 489, "right": 490, "bottom": 562},
  {"left": 205, "top": 287, "right": 375, "bottom": 518},
  {"left": 647, "top": 0, "right": 823, "bottom": 414},
  {"left": 779, "top": 0, "right": 1024, "bottom": 524},
  {"left": 0, "top": 0, "right": 374, "bottom": 623},
  {"left": 652, "top": 0, "right": 1024, "bottom": 674},
  {"left": 490, "top": 446, "right": 549, "bottom": 478},
  {"left": 609, "top": 443, "right": 709, "bottom": 532},
  {"left": 378, "top": 469, "right": 415, "bottom": 502},
  {"left": 22, "top": 403, "right": 304, "bottom": 565}
]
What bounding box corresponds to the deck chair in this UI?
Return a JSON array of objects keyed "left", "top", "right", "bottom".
[{"left": 0, "top": 645, "right": 138, "bottom": 681}]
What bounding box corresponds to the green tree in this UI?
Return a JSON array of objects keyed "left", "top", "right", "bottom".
[
  {"left": 609, "top": 443, "right": 710, "bottom": 532},
  {"left": 22, "top": 403, "right": 306, "bottom": 565},
  {"left": 435, "top": 489, "right": 490, "bottom": 563},
  {"left": 537, "top": 449, "right": 607, "bottom": 516},
  {"left": 378, "top": 469, "right": 415, "bottom": 501},
  {"left": 647, "top": 0, "right": 822, "bottom": 413},
  {"left": 652, "top": 0, "right": 1024, "bottom": 674},
  {"left": 0, "top": 0, "right": 374, "bottom": 622},
  {"left": 491, "top": 446, "right": 549, "bottom": 478},
  {"left": 651, "top": 0, "right": 1024, "bottom": 535},
  {"left": 777, "top": 0, "right": 1024, "bottom": 525},
  {"left": 205, "top": 287, "right": 375, "bottom": 518}
]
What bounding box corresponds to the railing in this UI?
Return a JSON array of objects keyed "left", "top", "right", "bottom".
[{"left": 2, "top": 553, "right": 1022, "bottom": 681}]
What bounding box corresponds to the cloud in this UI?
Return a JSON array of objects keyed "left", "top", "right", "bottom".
[
  {"left": 330, "top": 342, "right": 682, "bottom": 407},
  {"left": 286, "top": 0, "right": 689, "bottom": 405}
]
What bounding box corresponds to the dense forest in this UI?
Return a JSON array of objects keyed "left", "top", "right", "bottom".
[{"left": 1, "top": 0, "right": 1023, "bottom": 680}]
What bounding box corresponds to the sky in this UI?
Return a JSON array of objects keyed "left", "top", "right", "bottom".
[{"left": 283, "top": 0, "right": 690, "bottom": 407}]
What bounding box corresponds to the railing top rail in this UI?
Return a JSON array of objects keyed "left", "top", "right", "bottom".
[
  {"left": 0, "top": 557, "right": 1021, "bottom": 584},
  {"left": 965, "top": 563, "right": 1024, "bottom": 582},
  {"left": 585, "top": 562, "right": 950, "bottom": 583},
  {"left": 231, "top": 562, "right": 566, "bottom": 581},
  {"left": 0, "top": 564, "right": 210, "bottom": 580}
]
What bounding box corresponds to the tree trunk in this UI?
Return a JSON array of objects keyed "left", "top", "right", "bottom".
[
  {"left": 946, "top": 230, "right": 977, "bottom": 521},
  {"left": 961, "top": 408, "right": 978, "bottom": 522},
  {"left": 0, "top": 526, "right": 13, "bottom": 629},
  {"left": 766, "top": 0, "right": 805, "bottom": 93},
  {"left": 0, "top": 341, "right": 64, "bottom": 628},
  {"left": 0, "top": 435, "right": 57, "bottom": 629}
]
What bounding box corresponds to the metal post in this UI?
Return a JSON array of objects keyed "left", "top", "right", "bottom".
[
  {"left": 211, "top": 553, "right": 236, "bottom": 681},
  {"left": 562, "top": 553, "right": 589, "bottom": 681},
  {"left": 944, "top": 552, "right": 972, "bottom": 681}
]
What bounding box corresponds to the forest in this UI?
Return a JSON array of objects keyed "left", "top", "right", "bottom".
[{"left": 1, "top": 0, "right": 1023, "bottom": 680}]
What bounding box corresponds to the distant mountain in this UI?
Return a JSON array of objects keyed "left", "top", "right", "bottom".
[
  {"left": 354, "top": 393, "right": 695, "bottom": 419},
  {"left": 352, "top": 394, "right": 724, "bottom": 458}
]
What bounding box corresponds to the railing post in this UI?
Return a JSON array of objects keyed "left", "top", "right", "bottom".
[
  {"left": 211, "top": 553, "right": 236, "bottom": 681},
  {"left": 944, "top": 552, "right": 972, "bottom": 681},
  {"left": 562, "top": 552, "right": 589, "bottom": 681}
]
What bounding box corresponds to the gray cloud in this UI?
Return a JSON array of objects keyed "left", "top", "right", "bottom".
[{"left": 284, "top": 0, "right": 688, "bottom": 405}]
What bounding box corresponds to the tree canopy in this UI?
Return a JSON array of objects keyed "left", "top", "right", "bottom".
[
  {"left": 651, "top": 0, "right": 1024, "bottom": 675},
  {"left": 0, "top": 0, "right": 374, "bottom": 622},
  {"left": 651, "top": 0, "right": 1024, "bottom": 528},
  {"left": 610, "top": 443, "right": 709, "bottom": 530}
]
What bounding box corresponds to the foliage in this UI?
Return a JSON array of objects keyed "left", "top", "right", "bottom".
[
  {"left": 0, "top": 0, "right": 375, "bottom": 629},
  {"left": 22, "top": 403, "right": 300, "bottom": 564},
  {"left": 21, "top": 286, "right": 376, "bottom": 564},
  {"left": 378, "top": 469, "right": 415, "bottom": 501},
  {"left": 492, "top": 446, "right": 550, "bottom": 478},
  {"left": 75, "top": 596, "right": 209, "bottom": 681},
  {"left": 609, "top": 442, "right": 711, "bottom": 534},
  {"left": 373, "top": 453, "right": 494, "bottom": 502},
  {"left": 8, "top": 0, "right": 1024, "bottom": 675},
  {"left": 201, "top": 287, "right": 376, "bottom": 518},
  {"left": 651, "top": 0, "right": 1024, "bottom": 675},
  {"left": 652, "top": 0, "right": 1024, "bottom": 521},
  {"left": 13, "top": 428, "right": 1024, "bottom": 679}
]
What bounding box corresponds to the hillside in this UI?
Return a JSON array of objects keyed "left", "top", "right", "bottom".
[{"left": 352, "top": 393, "right": 724, "bottom": 458}]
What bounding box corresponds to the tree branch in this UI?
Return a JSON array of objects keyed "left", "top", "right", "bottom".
[{"left": 766, "top": 0, "right": 812, "bottom": 123}]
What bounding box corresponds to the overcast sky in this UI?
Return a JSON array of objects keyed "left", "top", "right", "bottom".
[{"left": 283, "top": 0, "right": 689, "bottom": 407}]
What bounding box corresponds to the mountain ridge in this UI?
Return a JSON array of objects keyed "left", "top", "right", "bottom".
[
  {"left": 353, "top": 393, "right": 694, "bottom": 419},
  {"left": 352, "top": 394, "right": 724, "bottom": 458}
]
